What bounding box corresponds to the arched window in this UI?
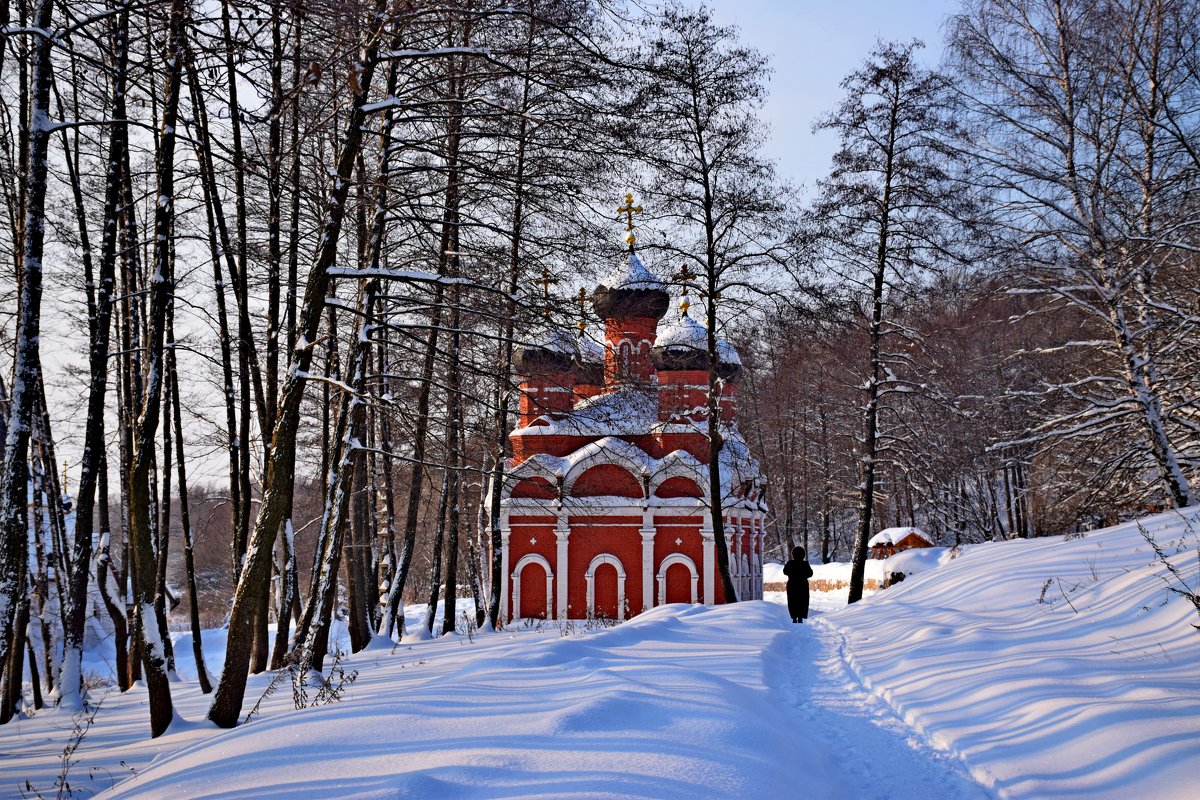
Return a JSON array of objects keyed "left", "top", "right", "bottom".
[{"left": 618, "top": 341, "right": 632, "bottom": 375}]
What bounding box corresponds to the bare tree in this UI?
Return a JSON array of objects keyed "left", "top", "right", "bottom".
[{"left": 809, "top": 40, "right": 973, "bottom": 603}]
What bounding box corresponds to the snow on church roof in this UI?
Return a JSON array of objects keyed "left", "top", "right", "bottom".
[
  {"left": 521, "top": 385, "right": 659, "bottom": 437},
  {"left": 868, "top": 527, "right": 932, "bottom": 548},
  {"left": 599, "top": 252, "right": 665, "bottom": 291},
  {"left": 529, "top": 324, "right": 578, "bottom": 355},
  {"left": 655, "top": 310, "right": 742, "bottom": 366},
  {"left": 577, "top": 331, "right": 605, "bottom": 363}
]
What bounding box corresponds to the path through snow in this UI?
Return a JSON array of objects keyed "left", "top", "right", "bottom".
[
  {"left": 773, "top": 616, "right": 988, "bottom": 799},
  {"left": 5, "top": 603, "right": 991, "bottom": 799}
]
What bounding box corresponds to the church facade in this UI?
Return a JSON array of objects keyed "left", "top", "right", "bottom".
[{"left": 497, "top": 250, "right": 768, "bottom": 622}]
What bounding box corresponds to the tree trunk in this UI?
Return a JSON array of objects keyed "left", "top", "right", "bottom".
[
  {"left": 0, "top": 0, "right": 53, "bottom": 713},
  {"left": 125, "top": 0, "right": 189, "bottom": 737},
  {"left": 57, "top": 3, "right": 127, "bottom": 709},
  {"left": 206, "top": 7, "right": 390, "bottom": 724}
]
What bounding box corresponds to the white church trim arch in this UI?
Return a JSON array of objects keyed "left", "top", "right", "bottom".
[
  {"left": 511, "top": 553, "right": 554, "bottom": 620},
  {"left": 655, "top": 553, "right": 699, "bottom": 604},
  {"left": 585, "top": 553, "right": 627, "bottom": 620}
]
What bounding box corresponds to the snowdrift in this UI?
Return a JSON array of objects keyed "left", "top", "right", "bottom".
[
  {"left": 94, "top": 604, "right": 839, "bottom": 799},
  {"left": 823, "top": 507, "right": 1200, "bottom": 799}
]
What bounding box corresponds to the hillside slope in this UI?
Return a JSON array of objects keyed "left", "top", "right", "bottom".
[{"left": 822, "top": 508, "right": 1200, "bottom": 799}]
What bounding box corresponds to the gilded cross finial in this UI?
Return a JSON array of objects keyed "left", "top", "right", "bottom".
[
  {"left": 617, "top": 192, "right": 643, "bottom": 250},
  {"left": 673, "top": 264, "right": 697, "bottom": 314},
  {"left": 533, "top": 265, "right": 559, "bottom": 317},
  {"left": 573, "top": 287, "right": 590, "bottom": 332}
]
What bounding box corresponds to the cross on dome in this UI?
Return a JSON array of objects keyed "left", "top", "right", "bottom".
[
  {"left": 532, "top": 266, "right": 559, "bottom": 317},
  {"left": 673, "top": 263, "right": 697, "bottom": 314},
  {"left": 573, "top": 287, "right": 590, "bottom": 333},
  {"left": 617, "top": 193, "right": 643, "bottom": 250}
]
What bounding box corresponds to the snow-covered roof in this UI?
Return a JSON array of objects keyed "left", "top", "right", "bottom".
[
  {"left": 528, "top": 324, "right": 578, "bottom": 355},
  {"left": 599, "top": 252, "right": 665, "bottom": 291},
  {"left": 505, "top": 437, "right": 708, "bottom": 496},
  {"left": 867, "top": 527, "right": 932, "bottom": 547},
  {"left": 655, "top": 311, "right": 742, "bottom": 366},
  {"left": 577, "top": 331, "right": 605, "bottom": 363},
  {"left": 517, "top": 385, "right": 660, "bottom": 437}
]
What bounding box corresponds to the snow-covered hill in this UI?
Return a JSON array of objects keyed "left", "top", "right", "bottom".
[
  {"left": 2, "top": 509, "right": 1198, "bottom": 799},
  {"left": 822, "top": 507, "right": 1200, "bottom": 799}
]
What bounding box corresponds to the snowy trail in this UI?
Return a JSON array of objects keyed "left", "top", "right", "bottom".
[
  {"left": 768, "top": 616, "right": 988, "bottom": 799},
  {"left": 7, "top": 601, "right": 988, "bottom": 800}
]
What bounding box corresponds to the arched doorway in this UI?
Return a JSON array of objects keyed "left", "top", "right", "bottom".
[
  {"left": 585, "top": 553, "right": 626, "bottom": 620},
  {"left": 656, "top": 553, "right": 699, "bottom": 605},
  {"left": 512, "top": 554, "right": 553, "bottom": 620}
]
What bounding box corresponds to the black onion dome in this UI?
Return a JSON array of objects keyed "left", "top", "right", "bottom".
[
  {"left": 591, "top": 253, "right": 669, "bottom": 321},
  {"left": 651, "top": 311, "right": 743, "bottom": 381},
  {"left": 575, "top": 333, "right": 605, "bottom": 385},
  {"left": 513, "top": 326, "right": 576, "bottom": 375}
]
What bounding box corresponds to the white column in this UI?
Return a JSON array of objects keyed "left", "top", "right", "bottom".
[
  {"left": 555, "top": 513, "right": 570, "bottom": 620},
  {"left": 641, "top": 508, "right": 655, "bottom": 612},
  {"left": 499, "top": 520, "right": 511, "bottom": 623},
  {"left": 701, "top": 510, "right": 715, "bottom": 605},
  {"left": 731, "top": 525, "right": 742, "bottom": 600},
  {"left": 756, "top": 513, "right": 766, "bottom": 599}
]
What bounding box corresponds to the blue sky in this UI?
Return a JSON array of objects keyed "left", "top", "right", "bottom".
[{"left": 704, "top": 0, "right": 960, "bottom": 192}]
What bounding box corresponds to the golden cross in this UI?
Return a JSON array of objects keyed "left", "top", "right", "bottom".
[
  {"left": 673, "top": 263, "right": 697, "bottom": 284},
  {"left": 533, "top": 265, "right": 558, "bottom": 301},
  {"left": 574, "top": 287, "right": 590, "bottom": 332},
  {"left": 617, "top": 192, "right": 643, "bottom": 248},
  {"left": 532, "top": 265, "right": 559, "bottom": 317}
]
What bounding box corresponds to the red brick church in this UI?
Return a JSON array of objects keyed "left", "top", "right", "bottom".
[{"left": 498, "top": 244, "right": 768, "bottom": 622}]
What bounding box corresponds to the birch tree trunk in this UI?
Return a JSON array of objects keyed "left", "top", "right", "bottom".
[{"left": 0, "top": 0, "right": 54, "bottom": 718}]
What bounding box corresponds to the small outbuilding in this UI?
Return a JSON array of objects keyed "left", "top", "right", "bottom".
[{"left": 867, "top": 527, "right": 933, "bottom": 560}]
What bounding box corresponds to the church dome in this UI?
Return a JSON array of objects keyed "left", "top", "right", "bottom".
[
  {"left": 575, "top": 332, "right": 605, "bottom": 385},
  {"left": 651, "top": 311, "right": 742, "bottom": 381},
  {"left": 591, "top": 253, "right": 670, "bottom": 321},
  {"left": 513, "top": 325, "right": 576, "bottom": 375}
]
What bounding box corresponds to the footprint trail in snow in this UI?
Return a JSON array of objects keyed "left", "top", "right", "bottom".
[{"left": 770, "top": 615, "right": 990, "bottom": 800}]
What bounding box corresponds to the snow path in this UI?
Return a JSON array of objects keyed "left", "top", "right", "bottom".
[
  {"left": 771, "top": 618, "right": 988, "bottom": 800},
  {"left": 0, "top": 602, "right": 992, "bottom": 799}
]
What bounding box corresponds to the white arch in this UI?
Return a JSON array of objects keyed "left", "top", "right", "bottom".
[
  {"left": 502, "top": 454, "right": 564, "bottom": 500},
  {"left": 511, "top": 553, "right": 554, "bottom": 620},
  {"left": 739, "top": 553, "right": 751, "bottom": 600},
  {"left": 648, "top": 451, "right": 707, "bottom": 497},
  {"left": 655, "top": 553, "right": 699, "bottom": 605},
  {"left": 751, "top": 551, "right": 762, "bottom": 600},
  {"left": 585, "top": 553, "right": 627, "bottom": 620},
  {"left": 562, "top": 437, "right": 651, "bottom": 496}
]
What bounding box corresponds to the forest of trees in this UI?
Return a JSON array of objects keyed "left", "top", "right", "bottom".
[{"left": 0, "top": 0, "right": 1197, "bottom": 735}]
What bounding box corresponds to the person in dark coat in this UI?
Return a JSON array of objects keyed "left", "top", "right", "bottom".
[{"left": 782, "top": 546, "right": 814, "bottom": 623}]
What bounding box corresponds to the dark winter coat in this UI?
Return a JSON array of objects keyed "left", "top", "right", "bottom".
[{"left": 783, "top": 558, "right": 814, "bottom": 620}]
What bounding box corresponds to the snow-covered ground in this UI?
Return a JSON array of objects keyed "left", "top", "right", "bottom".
[
  {"left": 822, "top": 508, "right": 1200, "bottom": 799},
  {"left": 2, "top": 508, "right": 1198, "bottom": 799}
]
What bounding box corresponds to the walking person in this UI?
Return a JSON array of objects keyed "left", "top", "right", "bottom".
[{"left": 783, "top": 546, "right": 814, "bottom": 623}]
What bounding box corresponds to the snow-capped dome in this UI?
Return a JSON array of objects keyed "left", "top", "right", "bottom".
[
  {"left": 577, "top": 332, "right": 604, "bottom": 363},
  {"left": 651, "top": 311, "right": 742, "bottom": 380},
  {"left": 600, "top": 252, "right": 665, "bottom": 291},
  {"left": 592, "top": 252, "right": 670, "bottom": 321},
  {"left": 514, "top": 324, "right": 577, "bottom": 374},
  {"left": 575, "top": 331, "right": 605, "bottom": 385}
]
